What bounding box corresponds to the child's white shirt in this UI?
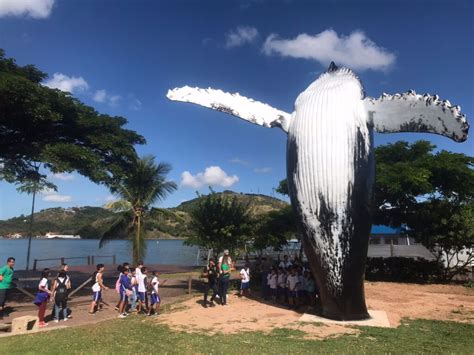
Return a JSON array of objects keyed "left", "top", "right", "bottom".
[
  {"left": 39, "top": 277, "right": 49, "bottom": 291},
  {"left": 151, "top": 276, "right": 159, "bottom": 294},
  {"left": 269, "top": 274, "right": 278, "bottom": 289},
  {"left": 240, "top": 268, "right": 250, "bottom": 283},
  {"left": 287, "top": 275, "right": 300, "bottom": 291},
  {"left": 277, "top": 273, "right": 286, "bottom": 288}
]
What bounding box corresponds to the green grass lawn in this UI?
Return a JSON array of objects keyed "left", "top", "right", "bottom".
[{"left": 0, "top": 316, "right": 472, "bottom": 354}]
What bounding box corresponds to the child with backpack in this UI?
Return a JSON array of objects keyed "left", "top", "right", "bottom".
[
  {"left": 114, "top": 263, "right": 130, "bottom": 311},
  {"left": 89, "top": 264, "right": 108, "bottom": 315},
  {"left": 118, "top": 267, "right": 133, "bottom": 318},
  {"left": 51, "top": 271, "right": 69, "bottom": 323},
  {"left": 130, "top": 269, "right": 138, "bottom": 312}
]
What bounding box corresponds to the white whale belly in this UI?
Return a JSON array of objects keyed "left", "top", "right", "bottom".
[{"left": 287, "top": 88, "right": 371, "bottom": 292}]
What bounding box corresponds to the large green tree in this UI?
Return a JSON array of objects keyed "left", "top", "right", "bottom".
[
  {"left": 100, "top": 156, "right": 177, "bottom": 264},
  {"left": 250, "top": 205, "right": 297, "bottom": 254},
  {"left": 186, "top": 189, "right": 253, "bottom": 258},
  {"left": 375, "top": 141, "right": 474, "bottom": 280},
  {"left": 0, "top": 49, "right": 145, "bottom": 187}
]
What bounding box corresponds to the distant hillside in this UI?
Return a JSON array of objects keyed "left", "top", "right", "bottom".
[{"left": 0, "top": 191, "right": 288, "bottom": 239}]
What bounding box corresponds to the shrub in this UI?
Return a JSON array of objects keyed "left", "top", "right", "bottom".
[{"left": 365, "top": 257, "right": 443, "bottom": 283}]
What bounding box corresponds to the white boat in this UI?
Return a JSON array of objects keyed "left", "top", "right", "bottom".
[{"left": 45, "top": 232, "right": 81, "bottom": 239}]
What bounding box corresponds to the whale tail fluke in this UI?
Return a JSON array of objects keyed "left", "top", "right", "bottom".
[
  {"left": 167, "top": 86, "right": 292, "bottom": 133},
  {"left": 364, "top": 91, "right": 469, "bottom": 142}
]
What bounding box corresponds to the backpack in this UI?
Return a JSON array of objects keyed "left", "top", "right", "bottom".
[
  {"left": 146, "top": 277, "right": 154, "bottom": 293},
  {"left": 55, "top": 278, "right": 68, "bottom": 301},
  {"left": 90, "top": 271, "right": 98, "bottom": 287},
  {"left": 115, "top": 276, "right": 122, "bottom": 293}
]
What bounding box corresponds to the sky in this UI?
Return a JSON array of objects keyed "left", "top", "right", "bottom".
[{"left": 0, "top": 0, "right": 472, "bottom": 220}]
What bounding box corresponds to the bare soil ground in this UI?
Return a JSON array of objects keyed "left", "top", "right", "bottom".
[
  {"left": 154, "top": 282, "right": 473, "bottom": 339},
  {"left": 1, "top": 280, "right": 472, "bottom": 340},
  {"left": 0, "top": 277, "right": 192, "bottom": 328}
]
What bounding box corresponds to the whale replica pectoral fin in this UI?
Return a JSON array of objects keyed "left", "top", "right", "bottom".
[
  {"left": 364, "top": 91, "right": 469, "bottom": 142},
  {"left": 167, "top": 86, "right": 292, "bottom": 133}
]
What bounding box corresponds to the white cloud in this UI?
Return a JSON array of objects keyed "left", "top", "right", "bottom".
[
  {"left": 129, "top": 98, "right": 142, "bottom": 111},
  {"left": 50, "top": 173, "right": 75, "bottom": 181},
  {"left": 41, "top": 189, "right": 72, "bottom": 203},
  {"left": 225, "top": 26, "right": 258, "bottom": 48},
  {"left": 43, "top": 73, "right": 89, "bottom": 93},
  {"left": 254, "top": 167, "right": 272, "bottom": 174},
  {"left": 93, "top": 89, "right": 107, "bottom": 103},
  {"left": 263, "top": 29, "right": 396, "bottom": 71},
  {"left": 108, "top": 94, "right": 121, "bottom": 106},
  {"left": 229, "top": 158, "right": 249, "bottom": 166},
  {"left": 0, "top": 0, "right": 55, "bottom": 18},
  {"left": 93, "top": 89, "right": 121, "bottom": 106},
  {"left": 181, "top": 166, "right": 239, "bottom": 188}
]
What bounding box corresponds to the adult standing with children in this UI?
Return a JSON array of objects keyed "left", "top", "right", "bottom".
[
  {"left": 219, "top": 254, "right": 231, "bottom": 306},
  {"left": 0, "top": 257, "right": 15, "bottom": 320}
]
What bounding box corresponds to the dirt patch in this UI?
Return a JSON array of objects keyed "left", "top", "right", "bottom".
[
  {"left": 365, "top": 282, "right": 474, "bottom": 326},
  {"left": 155, "top": 282, "right": 473, "bottom": 339},
  {"left": 156, "top": 296, "right": 357, "bottom": 339}
]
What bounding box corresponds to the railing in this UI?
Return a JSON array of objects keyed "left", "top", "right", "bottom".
[
  {"left": 90, "top": 255, "right": 116, "bottom": 265},
  {"left": 32, "top": 255, "right": 116, "bottom": 270}
]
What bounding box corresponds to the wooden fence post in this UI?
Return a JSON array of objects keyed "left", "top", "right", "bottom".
[
  {"left": 32, "top": 259, "right": 37, "bottom": 271},
  {"left": 91, "top": 256, "right": 95, "bottom": 265},
  {"left": 12, "top": 282, "right": 35, "bottom": 299},
  {"left": 112, "top": 255, "right": 116, "bottom": 265},
  {"left": 69, "top": 276, "right": 93, "bottom": 297},
  {"left": 188, "top": 276, "right": 192, "bottom": 295}
]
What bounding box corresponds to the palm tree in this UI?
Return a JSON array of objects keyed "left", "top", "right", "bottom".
[{"left": 99, "top": 155, "right": 177, "bottom": 264}]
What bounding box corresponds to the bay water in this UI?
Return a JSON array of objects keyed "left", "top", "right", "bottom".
[{"left": 0, "top": 238, "right": 199, "bottom": 270}]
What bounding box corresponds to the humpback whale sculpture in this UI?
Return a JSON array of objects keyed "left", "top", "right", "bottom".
[{"left": 167, "top": 62, "right": 469, "bottom": 320}]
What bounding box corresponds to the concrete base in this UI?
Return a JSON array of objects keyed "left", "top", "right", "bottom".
[
  {"left": 299, "top": 310, "right": 391, "bottom": 328},
  {"left": 11, "top": 315, "right": 39, "bottom": 334}
]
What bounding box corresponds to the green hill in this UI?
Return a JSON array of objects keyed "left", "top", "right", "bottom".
[{"left": 0, "top": 191, "right": 288, "bottom": 239}]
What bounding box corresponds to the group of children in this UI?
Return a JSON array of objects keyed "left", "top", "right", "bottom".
[
  {"left": 32, "top": 264, "right": 73, "bottom": 327},
  {"left": 89, "top": 261, "right": 164, "bottom": 319},
  {"left": 265, "top": 256, "right": 318, "bottom": 309}
]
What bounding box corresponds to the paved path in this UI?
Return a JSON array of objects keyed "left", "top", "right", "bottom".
[
  {"left": 1, "top": 264, "right": 202, "bottom": 333},
  {"left": 1, "top": 278, "right": 197, "bottom": 331}
]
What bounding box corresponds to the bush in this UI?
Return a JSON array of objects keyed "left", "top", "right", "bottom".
[{"left": 365, "top": 257, "right": 443, "bottom": 283}]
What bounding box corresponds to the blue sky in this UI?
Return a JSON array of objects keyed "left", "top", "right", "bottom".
[{"left": 0, "top": 0, "right": 472, "bottom": 220}]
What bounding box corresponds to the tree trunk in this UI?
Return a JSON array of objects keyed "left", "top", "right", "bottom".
[
  {"left": 25, "top": 187, "right": 37, "bottom": 271},
  {"left": 135, "top": 213, "right": 141, "bottom": 265}
]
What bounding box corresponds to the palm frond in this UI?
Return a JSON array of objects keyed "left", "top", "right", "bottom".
[
  {"left": 99, "top": 211, "right": 134, "bottom": 248},
  {"left": 104, "top": 199, "right": 132, "bottom": 212}
]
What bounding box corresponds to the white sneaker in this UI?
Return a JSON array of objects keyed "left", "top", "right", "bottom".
[
  {"left": 118, "top": 314, "right": 126, "bottom": 319},
  {"left": 63, "top": 318, "right": 68, "bottom": 322},
  {"left": 54, "top": 320, "right": 59, "bottom": 323}
]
